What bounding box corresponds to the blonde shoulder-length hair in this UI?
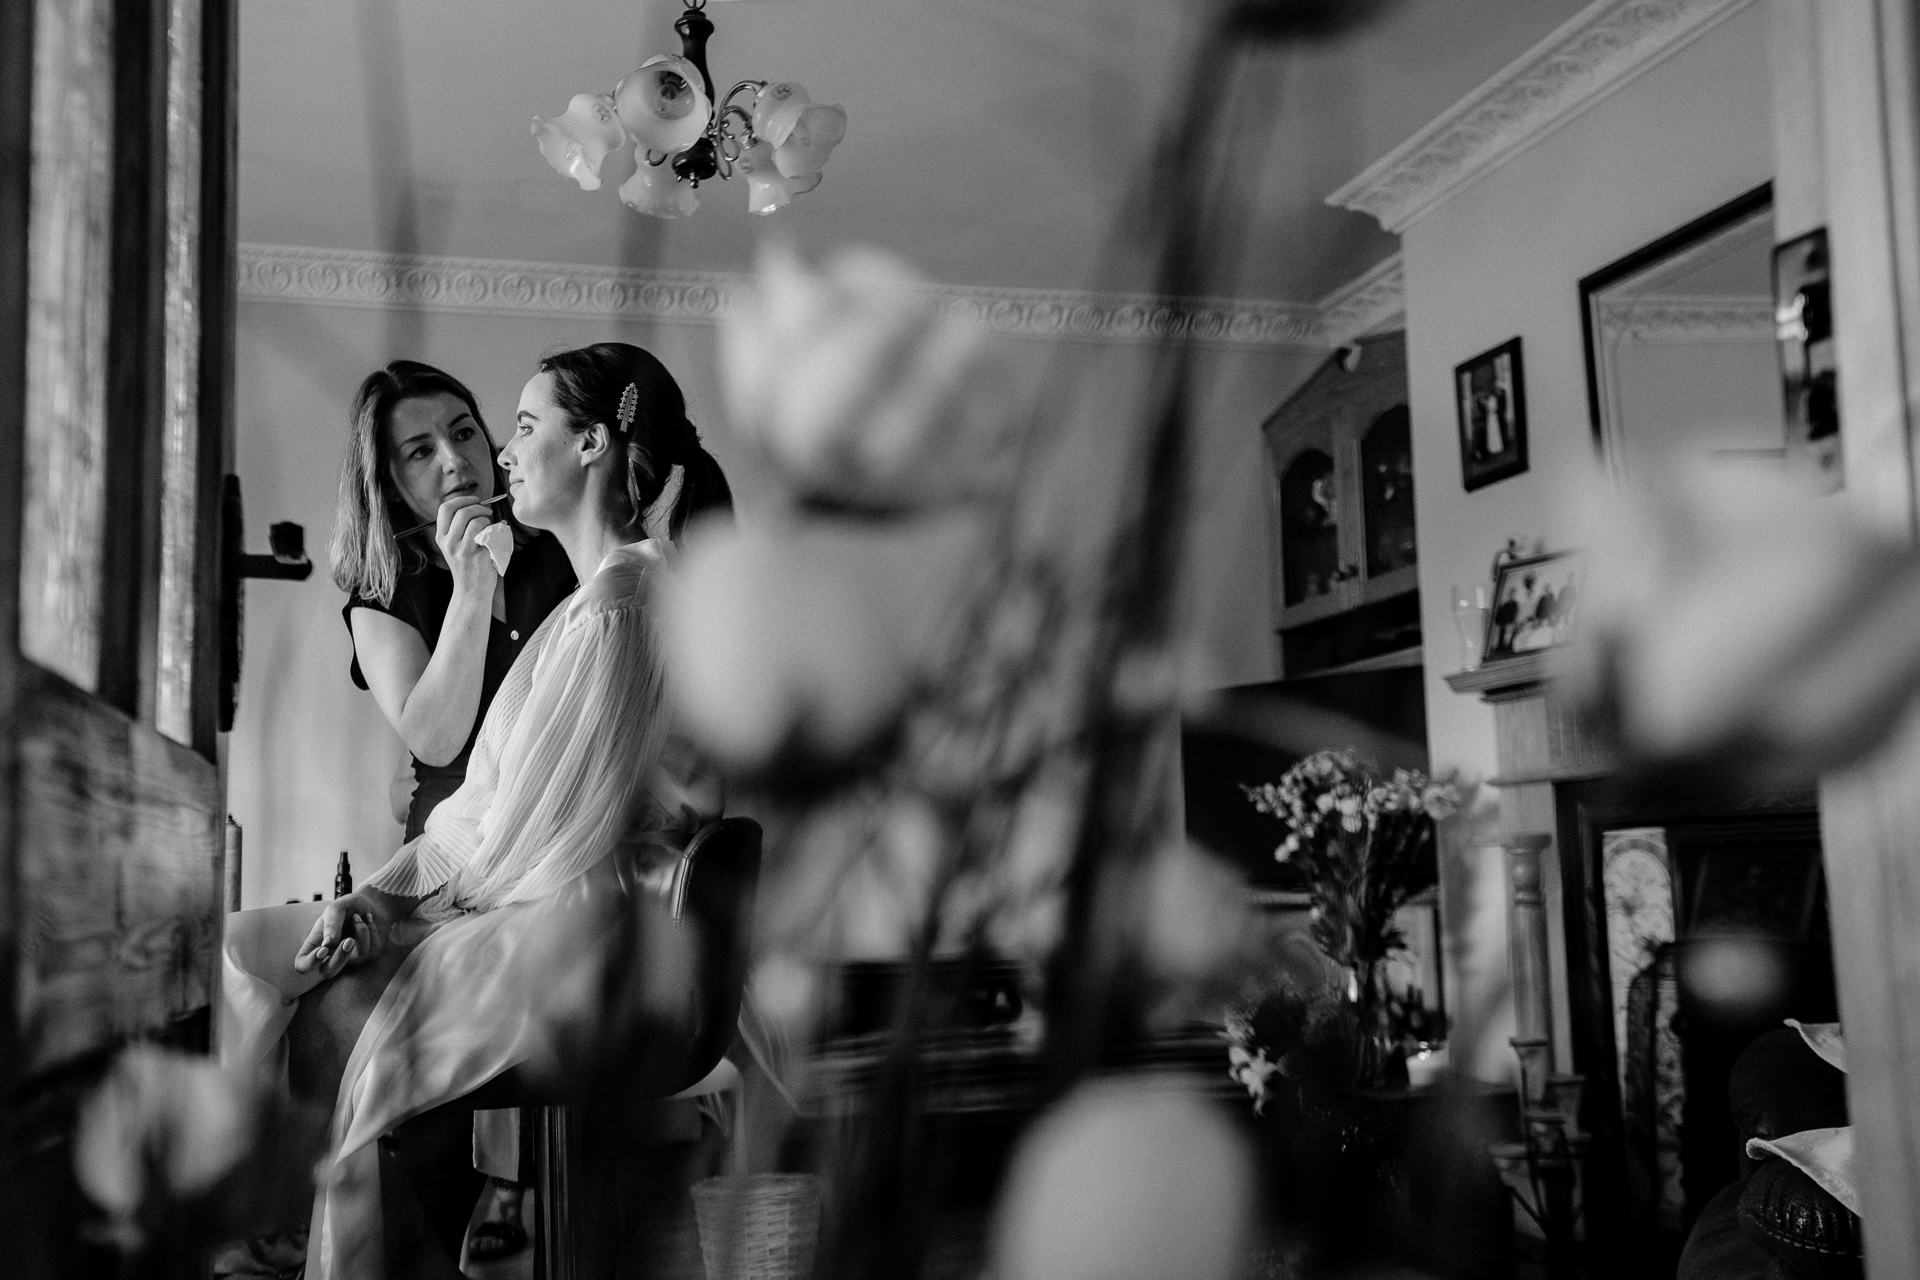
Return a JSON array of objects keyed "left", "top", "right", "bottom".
[{"left": 329, "top": 360, "right": 517, "bottom": 606}]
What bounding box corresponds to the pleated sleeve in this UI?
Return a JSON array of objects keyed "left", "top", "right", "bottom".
[{"left": 363, "top": 545, "right": 671, "bottom": 909}]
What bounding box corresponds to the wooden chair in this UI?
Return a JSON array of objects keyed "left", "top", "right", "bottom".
[
  {"left": 527, "top": 816, "right": 763, "bottom": 1280},
  {"left": 404, "top": 817, "right": 763, "bottom": 1280}
]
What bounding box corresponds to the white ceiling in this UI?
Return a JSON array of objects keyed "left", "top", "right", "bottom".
[{"left": 238, "top": 0, "right": 1595, "bottom": 303}]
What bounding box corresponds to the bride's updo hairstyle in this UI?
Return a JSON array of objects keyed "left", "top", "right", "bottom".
[{"left": 536, "top": 341, "right": 733, "bottom": 539}]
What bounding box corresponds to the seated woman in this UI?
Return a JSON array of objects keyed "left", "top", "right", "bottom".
[{"left": 222, "top": 342, "right": 732, "bottom": 1280}]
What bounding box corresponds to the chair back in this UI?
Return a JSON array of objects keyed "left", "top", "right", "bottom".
[
  {"left": 408, "top": 820, "right": 764, "bottom": 1280},
  {"left": 527, "top": 818, "right": 761, "bottom": 1280},
  {"left": 447, "top": 817, "right": 764, "bottom": 1109},
  {"left": 660, "top": 816, "right": 762, "bottom": 1094}
]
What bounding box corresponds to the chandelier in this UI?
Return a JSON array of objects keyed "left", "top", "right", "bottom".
[{"left": 532, "top": 0, "right": 845, "bottom": 219}]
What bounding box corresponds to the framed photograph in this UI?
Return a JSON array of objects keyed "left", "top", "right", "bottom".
[
  {"left": 1483, "top": 549, "right": 1581, "bottom": 663},
  {"left": 1455, "top": 337, "right": 1529, "bottom": 492},
  {"left": 1774, "top": 228, "right": 1841, "bottom": 491}
]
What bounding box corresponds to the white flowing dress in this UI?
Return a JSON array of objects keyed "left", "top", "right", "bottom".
[{"left": 221, "top": 540, "right": 722, "bottom": 1280}]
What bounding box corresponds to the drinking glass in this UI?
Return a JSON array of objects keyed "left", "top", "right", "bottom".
[{"left": 1452, "top": 583, "right": 1489, "bottom": 670}]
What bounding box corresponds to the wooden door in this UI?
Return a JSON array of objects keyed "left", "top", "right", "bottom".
[{"left": 0, "top": 0, "right": 236, "bottom": 1273}]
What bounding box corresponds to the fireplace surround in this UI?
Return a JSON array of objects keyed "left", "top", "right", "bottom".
[{"left": 1447, "top": 653, "right": 1839, "bottom": 1265}]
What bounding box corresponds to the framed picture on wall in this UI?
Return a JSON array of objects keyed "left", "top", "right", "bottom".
[
  {"left": 1483, "top": 549, "right": 1581, "bottom": 663},
  {"left": 1774, "top": 228, "right": 1841, "bottom": 492},
  {"left": 1455, "top": 337, "right": 1530, "bottom": 491}
]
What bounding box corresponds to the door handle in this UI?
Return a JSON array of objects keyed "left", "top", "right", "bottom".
[{"left": 244, "top": 521, "right": 314, "bottom": 581}]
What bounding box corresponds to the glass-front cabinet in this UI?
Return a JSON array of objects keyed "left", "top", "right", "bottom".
[
  {"left": 1361, "top": 405, "right": 1416, "bottom": 578},
  {"left": 1262, "top": 332, "right": 1419, "bottom": 675},
  {"left": 1278, "top": 441, "right": 1341, "bottom": 608}
]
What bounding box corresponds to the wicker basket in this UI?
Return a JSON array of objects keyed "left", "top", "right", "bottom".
[{"left": 691, "top": 1174, "right": 821, "bottom": 1280}]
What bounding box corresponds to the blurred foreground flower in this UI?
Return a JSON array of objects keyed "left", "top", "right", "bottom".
[
  {"left": 719, "top": 244, "right": 1014, "bottom": 512},
  {"left": 662, "top": 513, "right": 984, "bottom": 774},
  {"left": 510, "top": 859, "right": 704, "bottom": 1093},
  {"left": 74, "top": 1046, "right": 322, "bottom": 1252},
  {"left": 1679, "top": 933, "right": 1792, "bottom": 1024},
  {"left": 1570, "top": 465, "right": 1920, "bottom": 782},
  {"left": 976, "top": 777, "right": 1083, "bottom": 962},
  {"left": 1141, "top": 841, "right": 1254, "bottom": 984},
  {"left": 992, "top": 1077, "right": 1255, "bottom": 1280},
  {"left": 830, "top": 796, "right": 947, "bottom": 959}
]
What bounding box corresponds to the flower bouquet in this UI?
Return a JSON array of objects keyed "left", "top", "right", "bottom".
[
  {"left": 1224, "top": 975, "right": 1431, "bottom": 1259},
  {"left": 1242, "top": 750, "right": 1457, "bottom": 1086}
]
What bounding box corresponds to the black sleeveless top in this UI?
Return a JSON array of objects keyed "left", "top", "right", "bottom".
[{"left": 343, "top": 530, "right": 577, "bottom": 785}]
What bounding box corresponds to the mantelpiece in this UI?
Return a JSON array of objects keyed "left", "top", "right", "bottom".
[{"left": 1443, "top": 652, "right": 1613, "bottom": 785}]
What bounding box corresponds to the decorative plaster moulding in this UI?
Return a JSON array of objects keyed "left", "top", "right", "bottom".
[
  {"left": 1313, "top": 253, "right": 1404, "bottom": 345},
  {"left": 1326, "top": 0, "right": 1763, "bottom": 233},
  {"left": 237, "top": 243, "right": 1343, "bottom": 351},
  {"left": 1594, "top": 294, "right": 1772, "bottom": 344}
]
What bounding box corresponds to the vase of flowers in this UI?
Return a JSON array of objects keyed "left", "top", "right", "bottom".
[
  {"left": 1242, "top": 750, "right": 1458, "bottom": 1087},
  {"left": 1225, "top": 977, "right": 1420, "bottom": 1260}
]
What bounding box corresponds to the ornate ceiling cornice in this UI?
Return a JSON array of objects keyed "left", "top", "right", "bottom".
[
  {"left": 239, "top": 244, "right": 747, "bottom": 325},
  {"left": 1326, "top": 0, "right": 1763, "bottom": 233},
  {"left": 236, "top": 243, "right": 1339, "bottom": 351},
  {"left": 1595, "top": 294, "right": 1773, "bottom": 343},
  {"left": 1313, "top": 252, "right": 1404, "bottom": 345}
]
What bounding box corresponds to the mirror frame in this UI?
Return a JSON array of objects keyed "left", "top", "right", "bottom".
[{"left": 1578, "top": 181, "right": 1775, "bottom": 455}]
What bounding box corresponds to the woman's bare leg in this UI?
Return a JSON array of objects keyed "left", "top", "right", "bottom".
[
  {"left": 286, "top": 940, "right": 417, "bottom": 1113},
  {"left": 287, "top": 938, "right": 484, "bottom": 1279}
]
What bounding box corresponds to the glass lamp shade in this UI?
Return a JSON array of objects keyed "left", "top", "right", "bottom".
[
  {"left": 751, "top": 83, "right": 845, "bottom": 179},
  {"left": 750, "top": 81, "right": 809, "bottom": 139},
  {"left": 738, "top": 140, "right": 821, "bottom": 215},
  {"left": 614, "top": 55, "right": 712, "bottom": 155},
  {"left": 531, "top": 92, "right": 627, "bottom": 191},
  {"left": 619, "top": 155, "right": 700, "bottom": 219},
  {"left": 773, "top": 104, "right": 846, "bottom": 178}
]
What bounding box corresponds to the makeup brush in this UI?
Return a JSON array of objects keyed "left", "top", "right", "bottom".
[{"left": 396, "top": 493, "right": 509, "bottom": 540}]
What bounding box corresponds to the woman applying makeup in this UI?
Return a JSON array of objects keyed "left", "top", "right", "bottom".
[{"left": 330, "top": 361, "right": 577, "bottom": 842}]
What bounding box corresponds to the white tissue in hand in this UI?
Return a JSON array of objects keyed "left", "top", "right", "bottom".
[{"left": 475, "top": 522, "right": 514, "bottom": 575}]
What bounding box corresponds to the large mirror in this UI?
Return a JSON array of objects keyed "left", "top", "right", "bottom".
[{"left": 1581, "top": 185, "right": 1798, "bottom": 485}]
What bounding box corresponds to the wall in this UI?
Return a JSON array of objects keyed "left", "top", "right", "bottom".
[
  {"left": 225, "top": 292, "right": 1318, "bottom": 908},
  {"left": 1186, "top": 345, "right": 1329, "bottom": 683},
  {"left": 1398, "top": 2, "right": 1775, "bottom": 1078}
]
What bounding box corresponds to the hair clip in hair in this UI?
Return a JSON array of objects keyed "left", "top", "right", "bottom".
[{"left": 616, "top": 382, "right": 639, "bottom": 434}]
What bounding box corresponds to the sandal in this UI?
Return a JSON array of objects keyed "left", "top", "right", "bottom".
[
  {"left": 212, "top": 1229, "right": 308, "bottom": 1279},
  {"left": 466, "top": 1220, "right": 528, "bottom": 1262}
]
